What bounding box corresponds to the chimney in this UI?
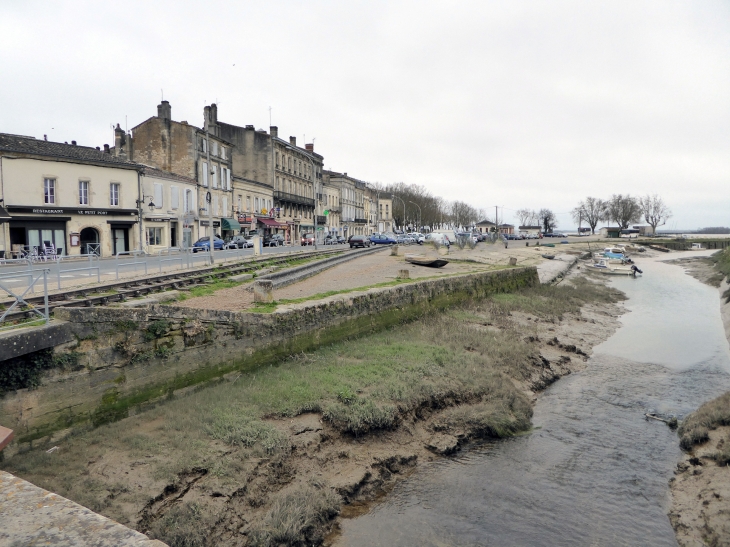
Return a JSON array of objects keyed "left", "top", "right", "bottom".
[
  {"left": 157, "top": 100, "right": 171, "bottom": 120},
  {"left": 95, "top": 146, "right": 100, "bottom": 150},
  {"left": 114, "top": 124, "right": 126, "bottom": 158},
  {"left": 289, "top": 136, "right": 296, "bottom": 146},
  {"left": 71, "top": 140, "right": 77, "bottom": 146},
  {"left": 210, "top": 103, "right": 217, "bottom": 124},
  {"left": 305, "top": 143, "right": 313, "bottom": 152},
  {"left": 44, "top": 134, "right": 47, "bottom": 141},
  {"left": 104, "top": 144, "right": 110, "bottom": 154},
  {"left": 270, "top": 126, "right": 278, "bottom": 138}
]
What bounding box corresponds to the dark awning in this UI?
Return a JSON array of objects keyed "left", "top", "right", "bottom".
[
  {"left": 221, "top": 217, "right": 241, "bottom": 231},
  {"left": 258, "top": 218, "right": 284, "bottom": 227}
]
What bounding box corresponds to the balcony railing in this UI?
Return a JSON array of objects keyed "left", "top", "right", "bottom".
[
  {"left": 354, "top": 218, "right": 368, "bottom": 224},
  {"left": 274, "top": 191, "right": 314, "bottom": 208}
]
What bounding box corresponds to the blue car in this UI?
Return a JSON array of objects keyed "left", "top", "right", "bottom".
[
  {"left": 370, "top": 234, "right": 397, "bottom": 245},
  {"left": 192, "top": 236, "right": 225, "bottom": 252}
]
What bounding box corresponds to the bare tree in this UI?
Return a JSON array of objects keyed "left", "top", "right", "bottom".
[
  {"left": 606, "top": 194, "right": 642, "bottom": 230},
  {"left": 538, "top": 208, "right": 557, "bottom": 233},
  {"left": 572, "top": 197, "right": 606, "bottom": 234},
  {"left": 639, "top": 194, "right": 672, "bottom": 234},
  {"left": 516, "top": 208, "right": 533, "bottom": 227}
]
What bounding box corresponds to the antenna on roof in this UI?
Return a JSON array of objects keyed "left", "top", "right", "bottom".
[
  {"left": 269, "top": 106, "right": 272, "bottom": 127},
  {"left": 161, "top": 88, "right": 164, "bottom": 101}
]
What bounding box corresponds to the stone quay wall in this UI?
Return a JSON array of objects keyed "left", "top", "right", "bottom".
[{"left": 0, "top": 267, "right": 538, "bottom": 452}]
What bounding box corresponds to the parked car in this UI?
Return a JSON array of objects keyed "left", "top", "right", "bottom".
[
  {"left": 336, "top": 236, "right": 346, "bottom": 244},
  {"left": 349, "top": 235, "right": 371, "bottom": 248},
  {"left": 424, "top": 233, "right": 450, "bottom": 247},
  {"left": 324, "top": 235, "right": 338, "bottom": 245},
  {"left": 402, "top": 234, "right": 416, "bottom": 245},
  {"left": 264, "top": 234, "right": 284, "bottom": 247},
  {"left": 456, "top": 232, "right": 478, "bottom": 244},
  {"left": 301, "top": 233, "right": 315, "bottom": 246},
  {"left": 226, "top": 234, "right": 253, "bottom": 248},
  {"left": 370, "top": 234, "right": 397, "bottom": 245},
  {"left": 192, "top": 236, "right": 225, "bottom": 252}
]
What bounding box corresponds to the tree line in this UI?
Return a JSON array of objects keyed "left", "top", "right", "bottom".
[{"left": 570, "top": 194, "right": 672, "bottom": 234}]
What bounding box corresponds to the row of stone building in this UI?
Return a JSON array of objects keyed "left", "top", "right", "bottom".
[{"left": 0, "top": 101, "right": 394, "bottom": 257}]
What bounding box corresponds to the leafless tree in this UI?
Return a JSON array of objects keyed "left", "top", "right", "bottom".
[
  {"left": 606, "top": 194, "right": 642, "bottom": 230},
  {"left": 538, "top": 208, "right": 557, "bottom": 233},
  {"left": 572, "top": 197, "right": 606, "bottom": 234},
  {"left": 639, "top": 194, "right": 672, "bottom": 233},
  {"left": 516, "top": 208, "right": 534, "bottom": 227}
]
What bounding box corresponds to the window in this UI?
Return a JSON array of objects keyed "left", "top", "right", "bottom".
[
  {"left": 276, "top": 152, "right": 280, "bottom": 168},
  {"left": 184, "top": 189, "right": 193, "bottom": 212},
  {"left": 212, "top": 165, "right": 218, "bottom": 189},
  {"left": 237, "top": 195, "right": 242, "bottom": 212},
  {"left": 79, "top": 180, "right": 89, "bottom": 205},
  {"left": 222, "top": 197, "right": 228, "bottom": 216},
  {"left": 221, "top": 146, "right": 226, "bottom": 160},
  {"left": 146, "top": 227, "right": 163, "bottom": 246},
  {"left": 212, "top": 141, "right": 218, "bottom": 157},
  {"left": 110, "top": 183, "right": 120, "bottom": 206},
  {"left": 226, "top": 168, "right": 231, "bottom": 190},
  {"left": 171, "top": 186, "right": 179, "bottom": 209},
  {"left": 44, "top": 178, "right": 56, "bottom": 204},
  {"left": 246, "top": 196, "right": 251, "bottom": 211},
  {"left": 202, "top": 162, "right": 209, "bottom": 187},
  {"left": 202, "top": 139, "right": 207, "bottom": 153},
  {"left": 154, "top": 183, "right": 163, "bottom": 209},
  {"left": 213, "top": 195, "right": 219, "bottom": 216},
  {"left": 255, "top": 197, "right": 259, "bottom": 212}
]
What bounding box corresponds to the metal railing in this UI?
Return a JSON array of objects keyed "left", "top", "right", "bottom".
[
  {"left": 115, "top": 250, "right": 147, "bottom": 280},
  {"left": 0, "top": 268, "right": 49, "bottom": 330}
]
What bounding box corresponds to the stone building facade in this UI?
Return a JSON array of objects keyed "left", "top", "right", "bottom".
[
  {"left": 0, "top": 133, "right": 142, "bottom": 257},
  {"left": 128, "top": 102, "right": 236, "bottom": 240}
]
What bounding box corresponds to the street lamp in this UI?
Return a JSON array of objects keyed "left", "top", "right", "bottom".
[{"left": 408, "top": 201, "right": 421, "bottom": 233}]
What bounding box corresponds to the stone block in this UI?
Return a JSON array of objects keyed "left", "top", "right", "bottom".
[
  {"left": 229, "top": 273, "right": 253, "bottom": 282},
  {"left": 398, "top": 269, "right": 410, "bottom": 279},
  {"left": 390, "top": 245, "right": 399, "bottom": 256},
  {"left": 253, "top": 280, "right": 274, "bottom": 303},
  {"left": 509, "top": 257, "right": 518, "bottom": 266}
]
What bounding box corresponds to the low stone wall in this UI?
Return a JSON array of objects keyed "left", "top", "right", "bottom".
[{"left": 1, "top": 267, "right": 538, "bottom": 451}]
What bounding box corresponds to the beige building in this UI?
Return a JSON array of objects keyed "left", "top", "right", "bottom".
[
  {"left": 321, "top": 174, "right": 341, "bottom": 236},
  {"left": 128, "top": 101, "right": 237, "bottom": 240},
  {"left": 0, "top": 133, "right": 142, "bottom": 257},
  {"left": 377, "top": 194, "right": 393, "bottom": 233},
  {"left": 140, "top": 167, "right": 198, "bottom": 252},
  {"left": 324, "top": 171, "right": 368, "bottom": 236}
]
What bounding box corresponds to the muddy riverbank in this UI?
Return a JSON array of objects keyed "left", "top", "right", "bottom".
[
  {"left": 0, "top": 275, "right": 625, "bottom": 546},
  {"left": 667, "top": 254, "right": 730, "bottom": 547}
]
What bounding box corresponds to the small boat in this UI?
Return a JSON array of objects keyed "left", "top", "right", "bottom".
[
  {"left": 541, "top": 243, "right": 556, "bottom": 248},
  {"left": 690, "top": 243, "right": 704, "bottom": 250},
  {"left": 586, "top": 258, "right": 642, "bottom": 276},
  {"left": 405, "top": 254, "right": 449, "bottom": 268},
  {"left": 541, "top": 254, "right": 555, "bottom": 260}
]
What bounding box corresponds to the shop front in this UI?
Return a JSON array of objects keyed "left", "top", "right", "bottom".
[
  {"left": 142, "top": 215, "right": 171, "bottom": 253},
  {"left": 258, "top": 217, "right": 286, "bottom": 241},
  {"left": 221, "top": 217, "right": 242, "bottom": 240},
  {"left": 5, "top": 206, "right": 139, "bottom": 257},
  {"left": 199, "top": 220, "right": 221, "bottom": 240}
]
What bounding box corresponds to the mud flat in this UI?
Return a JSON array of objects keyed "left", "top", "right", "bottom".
[
  {"left": 668, "top": 252, "right": 730, "bottom": 547},
  {"left": 0, "top": 274, "right": 626, "bottom": 547}
]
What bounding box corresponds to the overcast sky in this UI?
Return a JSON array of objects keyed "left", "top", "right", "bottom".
[{"left": 1, "top": 0, "right": 728, "bottom": 229}]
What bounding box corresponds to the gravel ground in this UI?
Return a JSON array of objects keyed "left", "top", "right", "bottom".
[{"left": 175, "top": 246, "right": 494, "bottom": 312}]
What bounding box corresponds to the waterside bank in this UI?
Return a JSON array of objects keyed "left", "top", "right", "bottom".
[
  {"left": 1, "top": 274, "right": 625, "bottom": 546},
  {"left": 668, "top": 251, "right": 730, "bottom": 547}
]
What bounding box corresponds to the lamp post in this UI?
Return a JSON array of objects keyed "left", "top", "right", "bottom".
[
  {"left": 205, "top": 129, "right": 215, "bottom": 264},
  {"left": 304, "top": 151, "right": 318, "bottom": 250},
  {"left": 408, "top": 201, "right": 421, "bottom": 233},
  {"left": 135, "top": 195, "right": 156, "bottom": 252}
]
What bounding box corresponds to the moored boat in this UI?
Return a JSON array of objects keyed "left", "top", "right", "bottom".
[
  {"left": 586, "top": 258, "right": 642, "bottom": 276},
  {"left": 405, "top": 254, "right": 449, "bottom": 268}
]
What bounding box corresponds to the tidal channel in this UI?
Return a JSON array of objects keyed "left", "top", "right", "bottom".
[{"left": 337, "top": 251, "right": 730, "bottom": 547}]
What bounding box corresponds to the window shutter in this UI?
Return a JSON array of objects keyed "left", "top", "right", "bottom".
[
  {"left": 213, "top": 195, "right": 219, "bottom": 216},
  {"left": 154, "top": 183, "right": 163, "bottom": 208},
  {"left": 226, "top": 168, "right": 231, "bottom": 190},
  {"left": 202, "top": 162, "right": 209, "bottom": 187},
  {"left": 212, "top": 166, "right": 218, "bottom": 189},
  {"left": 222, "top": 197, "right": 228, "bottom": 216},
  {"left": 171, "top": 186, "right": 179, "bottom": 209}
]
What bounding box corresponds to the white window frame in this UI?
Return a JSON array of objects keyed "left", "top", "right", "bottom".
[
  {"left": 44, "top": 178, "right": 56, "bottom": 204},
  {"left": 146, "top": 226, "right": 163, "bottom": 246},
  {"left": 79, "top": 180, "right": 89, "bottom": 205},
  {"left": 212, "top": 165, "right": 218, "bottom": 189},
  {"left": 110, "top": 183, "right": 120, "bottom": 206}
]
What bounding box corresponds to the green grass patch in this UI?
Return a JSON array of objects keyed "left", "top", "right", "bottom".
[{"left": 678, "top": 391, "right": 730, "bottom": 450}]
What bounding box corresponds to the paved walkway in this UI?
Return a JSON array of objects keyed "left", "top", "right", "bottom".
[{"left": 0, "top": 471, "right": 165, "bottom": 547}]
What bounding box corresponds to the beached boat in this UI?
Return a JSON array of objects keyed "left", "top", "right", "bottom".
[
  {"left": 690, "top": 243, "right": 704, "bottom": 250},
  {"left": 586, "top": 258, "right": 642, "bottom": 276},
  {"left": 405, "top": 254, "right": 449, "bottom": 268}
]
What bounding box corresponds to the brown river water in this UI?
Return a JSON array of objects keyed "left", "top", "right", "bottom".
[{"left": 337, "top": 252, "right": 730, "bottom": 547}]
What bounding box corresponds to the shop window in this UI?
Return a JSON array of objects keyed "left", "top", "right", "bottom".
[
  {"left": 146, "top": 227, "right": 163, "bottom": 246},
  {"left": 110, "top": 183, "right": 120, "bottom": 206},
  {"left": 79, "top": 180, "right": 89, "bottom": 205},
  {"left": 44, "top": 178, "right": 56, "bottom": 204}
]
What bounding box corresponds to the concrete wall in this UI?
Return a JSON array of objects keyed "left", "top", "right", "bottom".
[{"left": 0, "top": 267, "right": 538, "bottom": 452}]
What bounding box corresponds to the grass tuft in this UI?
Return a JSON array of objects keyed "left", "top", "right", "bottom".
[{"left": 678, "top": 391, "right": 730, "bottom": 451}]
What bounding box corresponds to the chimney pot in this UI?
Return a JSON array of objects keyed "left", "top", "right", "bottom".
[
  {"left": 245, "top": 125, "right": 254, "bottom": 130},
  {"left": 71, "top": 140, "right": 77, "bottom": 146},
  {"left": 305, "top": 143, "right": 314, "bottom": 152},
  {"left": 104, "top": 144, "right": 110, "bottom": 153},
  {"left": 95, "top": 146, "right": 100, "bottom": 150},
  {"left": 289, "top": 136, "right": 296, "bottom": 146},
  {"left": 44, "top": 134, "right": 47, "bottom": 141},
  {"left": 270, "top": 126, "right": 278, "bottom": 138},
  {"left": 157, "top": 100, "right": 171, "bottom": 120}
]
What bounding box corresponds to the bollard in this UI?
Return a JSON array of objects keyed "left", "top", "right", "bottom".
[
  {"left": 253, "top": 280, "right": 274, "bottom": 303},
  {"left": 509, "top": 257, "right": 517, "bottom": 266},
  {"left": 252, "top": 235, "right": 262, "bottom": 256},
  {"left": 391, "top": 244, "right": 399, "bottom": 256},
  {"left": 398, "top": 269, "right": 410, "bottom": 279}
]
